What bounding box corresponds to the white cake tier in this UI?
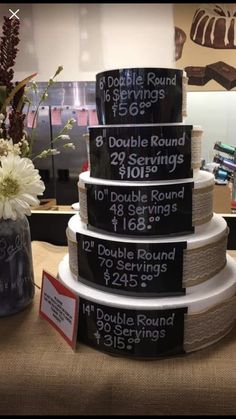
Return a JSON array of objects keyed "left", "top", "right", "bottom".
[
  {"left": 58, "top": 254, "right": 236, "bottom": 355},
  {"left": 79, "top": 166, "right": 213, "bottom": 189},
  {"left": 78, "top": 170, "right": 214, "bottom": 236},
  {"left": 67, "top": 213, "right": 228, "bottom": 293}
]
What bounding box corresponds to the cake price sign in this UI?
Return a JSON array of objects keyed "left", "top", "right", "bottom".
[
  {"left": 76, "top": 233, "right": 187, "bottom": 296},
  {"left": 85, "top": 182, "right": 194, "bottom": 236},
  {"left": 78, "top": 299, "right": 187, "bottom": 358},
  {"left": 96, "top": 68, "right": 183, "bottom": 124},
  {"left": 89, "top": 125, "right": 193, "bottom": 181}
]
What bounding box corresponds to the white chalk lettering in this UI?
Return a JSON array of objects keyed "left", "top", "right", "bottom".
[
  {"left": 151, "top": 187, "right": 185, "bottom": 202},
  {"left": 147, "top": 72, "right": 177, "bottom": 86}
]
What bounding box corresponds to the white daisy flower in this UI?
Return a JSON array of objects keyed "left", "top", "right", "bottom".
[{"left": 0, "top": 154, "right": 45, "bottom": 220}]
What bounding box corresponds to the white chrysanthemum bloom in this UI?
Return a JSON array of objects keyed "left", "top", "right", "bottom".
[{"left": 0, "top": 154, "right": 45, "bottom": 220}]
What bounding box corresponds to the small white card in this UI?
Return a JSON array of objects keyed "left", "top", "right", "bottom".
[{"left": 39, "top": 270, "right": 79, "bottom": 349}]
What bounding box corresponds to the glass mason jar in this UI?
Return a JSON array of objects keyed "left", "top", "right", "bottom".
[{"left": 0, "top": 215, "right": 35, "bottom": 316}]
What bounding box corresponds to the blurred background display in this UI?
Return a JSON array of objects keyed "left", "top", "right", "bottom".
[{"left": 24, "top": 81, "right": 96, "bottom": 204}]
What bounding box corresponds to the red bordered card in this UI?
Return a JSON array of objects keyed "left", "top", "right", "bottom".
[{"left": 39, "top": 270, "right": 79, "bottom": 350}]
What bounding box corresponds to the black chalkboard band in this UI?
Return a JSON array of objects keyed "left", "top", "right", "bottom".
[
  {"left": 78, "top": 170, "right": 214, "bottom": 236},
  {"left": 96, "top": 68, "right": 187, "bottom": 124},
  {"left": 87, "top": 124, "right": 203, "bottom": 181}
]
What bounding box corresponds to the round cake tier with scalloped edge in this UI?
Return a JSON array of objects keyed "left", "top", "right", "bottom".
[
  {"left": 58, "top": 254, "right": 236, "bottom": 357},
  {"left": 67, "top": 212, "right": 228, "bottom": 296},
  {"left": 78, "top": 169, "right": 214, "bottom": 236}
]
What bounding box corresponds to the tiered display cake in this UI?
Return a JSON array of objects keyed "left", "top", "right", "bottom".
[{"left": 59, "top": 68, "right": 236, "bottom": 358}]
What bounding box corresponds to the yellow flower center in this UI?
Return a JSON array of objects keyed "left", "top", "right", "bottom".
[{"left": 0, "top": 175, "right": 20, "bottom": 198}]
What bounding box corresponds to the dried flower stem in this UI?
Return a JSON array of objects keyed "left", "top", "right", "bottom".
[
  {"left": 0, "top": 16, "right": 20, "bottom": 139},
  {"left": 28, "top": 66, "right": 64, "bottom": 157},
  {"left": 32, "top": 118, "right": 76, "bottom": 161},
  {"left": 0, "top": 16, "right": 20, "bottom": 93}
]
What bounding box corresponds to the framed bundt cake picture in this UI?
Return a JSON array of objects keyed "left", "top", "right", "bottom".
[
  {"left": 190, "top": 4, "right": 236, "bottom": 50},
  {"left": 174, "top": 3, "right": 236, "bottom": 91}
]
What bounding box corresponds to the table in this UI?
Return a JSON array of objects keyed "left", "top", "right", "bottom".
[{"left": 0, "top": 242, "right": 236, "bottom": 415}]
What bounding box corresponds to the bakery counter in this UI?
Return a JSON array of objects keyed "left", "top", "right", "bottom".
[{"left": 0, "top": 242, "right": 236, "bottom": 415}]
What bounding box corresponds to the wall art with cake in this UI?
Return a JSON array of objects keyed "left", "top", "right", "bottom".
[{"left": 174, "top": 3, "right": 236, "bottom": 91}]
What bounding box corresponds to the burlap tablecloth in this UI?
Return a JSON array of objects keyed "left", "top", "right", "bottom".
[{"left": 0, "top": 242, "right": 236, "bottom": 416}]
